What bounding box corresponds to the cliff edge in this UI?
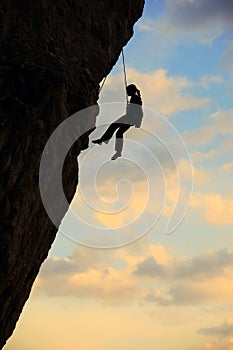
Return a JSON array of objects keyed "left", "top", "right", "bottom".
[{"left": 0, "top": 1, "right": 144, "bottom": 347}]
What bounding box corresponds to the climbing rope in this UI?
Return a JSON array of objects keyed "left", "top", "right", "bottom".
[
  {"left": 121, "top": 48, "right": 129, "bottom": 104},
  {"left": 99, "top": 48, "right": 128, "bottom": 104}
]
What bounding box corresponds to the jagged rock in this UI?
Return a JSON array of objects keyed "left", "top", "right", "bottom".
[{"left": 0, "top": 1, "right": 144, "bottom": 348}]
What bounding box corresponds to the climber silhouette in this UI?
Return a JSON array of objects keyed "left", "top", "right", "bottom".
[{"left": 92, "top": 84, "right": 143, "bottom": 160}]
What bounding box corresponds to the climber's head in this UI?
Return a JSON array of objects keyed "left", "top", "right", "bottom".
[{"left": 126, "top": 84, "right": 140, "bottom": 97}]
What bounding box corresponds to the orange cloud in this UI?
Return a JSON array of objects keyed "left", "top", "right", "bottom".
[
  {"left": 192, "top": 192, "right": 233, "bottom": 226},
  {"left": 223, "top": 162, "right": 233, "bottom": 172},
  {"left": 100, "top": 68, "right": 209, "bottom": 115}
]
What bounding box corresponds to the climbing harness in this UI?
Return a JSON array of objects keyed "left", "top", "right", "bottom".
[{"left": 99, "top": 48, "right": 128, "bottom": 104}]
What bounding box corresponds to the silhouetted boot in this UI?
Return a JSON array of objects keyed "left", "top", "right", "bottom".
[
  {"left": 111, "top": 151, "right": 121, "bottom": 160},
  {"left": 92, "top": 139, "right": 109, "bottom": 145},
  {"left": 92, "top": 138, "right": 102, "bottom": 145}
]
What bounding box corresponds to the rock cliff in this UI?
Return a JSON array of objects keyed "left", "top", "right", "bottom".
[{"left": 0, "top": 1, "right": 144, "bottom": 347}]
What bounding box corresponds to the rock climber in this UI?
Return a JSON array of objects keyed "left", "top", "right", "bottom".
[{"left": 92, "top": 84, "right": 143, "bottom": 160}]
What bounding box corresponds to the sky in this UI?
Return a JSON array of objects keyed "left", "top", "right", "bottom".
[{"left": 4, "top": 1, "right": 233, "bottom": 349}]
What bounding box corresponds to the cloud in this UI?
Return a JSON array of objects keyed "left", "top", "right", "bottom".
[
  {"left": 168, "top": 282, "right": 213, "bottom": 305},
  {"left": 144, "top": 274, "right": 233, "bottom": 306},
  {"left": 180, "top": 159, "right": 209, "bottom": 184},
  {"left": 70, "top": 136, "right": 197, "bottom": 236},
  {"left": 173, "top": 249, "right": 233, "bottom": 280},
  {"left": 200, "top": 75, "right": 223, "bottom": 90},
  {"left": 144, "top": 290, "right": 171, "bottom": 306},
  {"left": 183, "top": 109, "right": 233, "bottom": 147},
  {"left": 115, "top": 242, "right": 171, "bottom": 266},
  {"left": 41, "top": 245, "right": 113, "bottom": 276},
  {"left": 160, "top": 158, "right": 209, "bottom": 219},
  {"left": 135, "top": 248, "right": 233, "bottom": 280},
  {"left": 38, "top": 264, "right": 139, "bottom": 302},
  {"left": 94, "top": 179, "right": 148, "bottom": 228},
  {"left": 189, "top": 342, "right": 215, "bottom": 350},
  {"left": 222, "top": 162, "right": 233, "bottom": 172},
  {"left": 37, "top": 244, "right": 233, "bottom": 307},
  {"left": 191, "top": 150, "right": 218, "bottom": 162},
  {"left": 222, "top": 40, "right": 233, "bottom": 76},
  {"left": 138, "top": 0, "right": 233, "bottom": 44},
  {"left": 100, "top": 68, "right": 209, "bottom": 115},
  {"left": 37, "top": 244, "right": 141, "bottom": 302},
  {"left": 68, "top": 267, "right": 138, "bottom": 301},
  {"left": 219, "top": 137, "right": 233, "bottom": 156},
  {"left": 198, "top": 321, "right": 233, "bottom": 338},
  {"left": 192, "top": 192, "right": 233, "bottom": 226},
  {"left": 36, "top": 243, "right": 173, "bottom": 302},
  {"left": 143, "top": 282, "right": 212, "bottom": 306},
  {"left": 192, "top": 342, "right": 233, "bottom": 350},
  {"left": 195, "top": 320, "right": 233, "bottom": 350},
  {"left": 135, "top": 256, "right": 166, "bottom": 277},
  {"left": 137, "top": 249, "right": 233, "bottom": 306}
]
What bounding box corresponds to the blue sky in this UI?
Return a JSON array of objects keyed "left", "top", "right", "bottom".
[{"left": 5, "top": 1, "right": 233, "bottom": 350}]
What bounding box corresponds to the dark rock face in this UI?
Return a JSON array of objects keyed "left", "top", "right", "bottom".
[{"left": 0, "top": 1, "right": 144, "bottom": 348}]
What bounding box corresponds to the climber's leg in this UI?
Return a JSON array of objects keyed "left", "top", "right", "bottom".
[
  {"left": 111, "top": 124, "right": 130, "bottom": 160},
  {"left": 92, "top": 122, "right": 121, "bottom": 144}
]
